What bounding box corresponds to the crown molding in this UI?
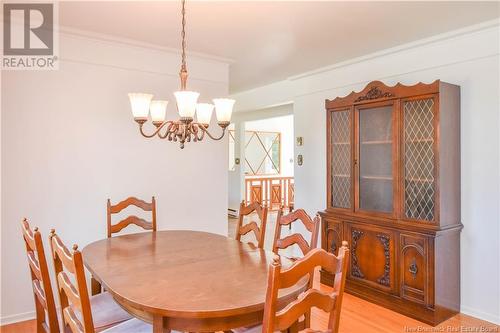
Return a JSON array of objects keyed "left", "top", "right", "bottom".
[
  {"left": 288, "top": 18, "right": 500, "bottom": 82},
  {"left": 58, "top": 25, "right": 234, "bottom": 65}
]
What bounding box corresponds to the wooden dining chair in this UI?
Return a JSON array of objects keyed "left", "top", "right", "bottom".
[
  {"left": 90, "top": 196, "right": 157, "bottom": 296},
  {"left": 273, "top": 208, "right": 320, "bottom": 260},
  {"left": 262, "top": 244, "right": 350, "bottom": 333},
  {"left": 48, "top": 230, "right": 152, "bottom": 333},
  {"left": 236, "top": 200, "right": 268, "bottom": 249},
  {"left": 106, "top": 196, "right": 157, "bottom": 238},
  {"left": 21, "top": 218, "right": 60, "bottom": 333}
]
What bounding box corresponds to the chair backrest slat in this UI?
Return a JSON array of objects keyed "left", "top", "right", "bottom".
[
  {"left": 107, "top": 196, "right": 156, "bottom": 237},
  {"left": 262, "top": 244, "right": 350, "bottom": 333},
  {"left": 49, "top": 230, "right": 95, "bottom": 333},
  {"left": 236, "top": 201, "right": 268, "bottom": 248},
  {"left": 273, "top": 208, "right": 320, "bottom": 257},
  {"left": 275, "top": 289, "right": 336, "bottom": 331},
  {"left": 20, "top": 219, "right": 60, "bottom": 333},
  {"left": 63, "top": 307, "right": 85, "bottom": 333}
]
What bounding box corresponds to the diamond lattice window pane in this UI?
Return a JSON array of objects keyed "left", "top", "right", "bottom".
[
  {"left": 404, "top": 99, "right": 435, "bottom": 221},
  {"left": 331, "top": 110, "right": 351, "bottom": 209}
]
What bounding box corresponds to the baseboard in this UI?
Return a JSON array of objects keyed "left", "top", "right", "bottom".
[
  {"left": 461, "top": 305, "right": 500, "bottom": 325},
  {"left": 0, "top": 310, "right": 36, "bottom": 326}
]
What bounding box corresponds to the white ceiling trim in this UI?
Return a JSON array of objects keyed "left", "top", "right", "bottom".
[
  {"left": 288, "top": 18, "right": 500, "bottom": 82},
  {"left": 58, "top": 25, "right": 235, "bottom": 65}
]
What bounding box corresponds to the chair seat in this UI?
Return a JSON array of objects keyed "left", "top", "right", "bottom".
[
  {"left": 100, "top": 318, "right": 151, "bottom": 333},
  {"left": 72, "top": 292, "right": 132, "bottom": 332}
]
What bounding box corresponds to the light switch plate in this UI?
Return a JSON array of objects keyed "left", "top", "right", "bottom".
[
  {"left": 296, "top": 137, "right": 303, "bottom": 146},
  {"left": 297, "top": 154, "right": 303, "bottom": 166}
]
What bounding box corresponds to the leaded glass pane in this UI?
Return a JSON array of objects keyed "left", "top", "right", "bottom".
[
  {"left": 331, "top": 110, "right": 351, "bottom": 209},
  {"left": 404, "top": 99, "right": 435, "bottom": 221}
]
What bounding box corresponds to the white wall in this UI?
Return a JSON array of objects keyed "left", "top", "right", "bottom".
[
  {"left": 230, "top": 20, "right": 500, "bottom": 324},
  {"left": 1, "top": 30, "right": 230, "bottom": 323},
  {"left": 245, "top": 115, "right": 294, "bottom": 177}
]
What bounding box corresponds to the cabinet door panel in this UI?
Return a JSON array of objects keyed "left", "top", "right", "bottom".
[
  {"left": 330, "top": 109, "right": 352, "bottom": 209},
  {"left": 357, "top": 105, "right": 395, "bottom": 214},
  {"left": 347, "top": 224, "right": 395, "bottom": 292},
  {"left": 402, "top": 97, "right": 436, "bottom": 222},
  {"left": 400, "top": 234, "right": 432, "bottom": 306},
  {"left": 323, "top": 219, "right": 343, "bottom": 255}
]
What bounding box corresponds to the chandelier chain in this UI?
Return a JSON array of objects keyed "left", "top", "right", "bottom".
[{"left": 181, "top": 0, "right": 186, "bottom": 71}]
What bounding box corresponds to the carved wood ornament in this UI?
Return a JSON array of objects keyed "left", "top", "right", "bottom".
[
  {"left": 376, "top": 234, "right": 391, "bottom": 287},
  {"left": 354, "top": 86, "right": 394, "bottom": 103},
  {"left": 350, "top": 229, "right": 365, "bottom": 279}
]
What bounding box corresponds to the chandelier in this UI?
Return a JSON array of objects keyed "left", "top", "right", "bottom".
[{"left": 128, "top": 0, "right": 234, "bottom": 149}]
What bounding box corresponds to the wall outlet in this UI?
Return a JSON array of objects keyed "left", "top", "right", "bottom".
[{"left": 297, "top": 154, "right": 303, "bottom": 166}]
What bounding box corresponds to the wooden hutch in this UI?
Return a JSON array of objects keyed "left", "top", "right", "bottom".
[{"left": 319, "top": 80, "right": 461, "bottom": 325}]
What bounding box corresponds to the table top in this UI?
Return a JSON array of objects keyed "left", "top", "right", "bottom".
[{"left": 82, "top": 230, "right": 306, "bottom": 319}]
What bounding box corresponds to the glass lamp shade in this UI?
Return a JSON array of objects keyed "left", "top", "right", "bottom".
[
  {"left": 128, "top": 93, "right": 153, "bottom": 118},
  {"left": 213, "top": 98, "right": 235, "bottom": 123},
  {"left": 150, "top": 100, "right": 168, "bottom": 123},
  {"left": 196, "top": 103, "right": 214, "bottom": 125},
  {"left": 174, "top": 91, "right": 200, "bottom": 119}
]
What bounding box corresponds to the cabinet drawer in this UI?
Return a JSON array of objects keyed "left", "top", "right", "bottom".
[
  {"left": 346, "top": 223, "right": 396, "bottom": 293},
  {"left": 400, "top": 233, "right": 433, "bottom": 306},
  {"left": 322, "top": 218, "right": 343, "bottom": 255}
]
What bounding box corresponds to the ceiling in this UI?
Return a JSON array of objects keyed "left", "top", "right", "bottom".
[{"left": 59, "top": 1, "right": 499, "bottom": 93}]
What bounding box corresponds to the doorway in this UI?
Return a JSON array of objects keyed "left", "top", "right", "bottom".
[{"left": 228, "top": 112, "right": 294, "bottom": 246}]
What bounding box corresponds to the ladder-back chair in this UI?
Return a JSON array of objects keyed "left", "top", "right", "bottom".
[
  {"left": 236, "top": 200, "right": 268, "bottom": 248},
  {"left": 273, "top": 208, "right": 320, "bottom": 260},
  {"left": 262, "top": 244, "right": 350, "bottom": 333},
  {"left": 21, "top": 219, "right": 60, "bottom": 333},
  {"left": 107, "top": 196, "right": 156, "bottom": 238},
  {"left": 48, "top": 230, "right": 145, "bottom": 333}
]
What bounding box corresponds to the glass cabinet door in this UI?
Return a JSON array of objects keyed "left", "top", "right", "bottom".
[
  {"left": 330, "top": 110, "right": 352, "bottom": 209},
  {"left": 403, "top": 98, "right": 435, "bottom": 221},
  {"left": 357, "top": 105, "right": 394, "bottom": 214}
]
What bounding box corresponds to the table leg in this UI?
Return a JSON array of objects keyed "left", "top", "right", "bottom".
[
  {"left": 153, "top": 315, "right": 171, "bottom": 333},
  {"left": 91, "top": 277, "right": 102, "bottom": 295}
]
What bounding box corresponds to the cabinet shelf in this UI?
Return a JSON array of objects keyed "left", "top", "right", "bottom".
[
  {"left": 406, "top": 178, "right": 433, "bottom": 183},
  {"left": 361, "top": 175, "right": 393, "bottom": 181},
  {"left": 361, "top": 140, "right": 392, "bottom": 145},
  {"left": 406, "top": 138, "right": 433, "bottom": 143},
  {"left": 332, "top": 174, "right": 350, "bottom": 178}
]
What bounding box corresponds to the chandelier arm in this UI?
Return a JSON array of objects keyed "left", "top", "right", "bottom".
[
  {"left": 199, "top": 123, "right": 227, "bottom": 141},
  {"left": 138, "top": 121, "right": 172, "bottom": 138},
  {"left": 158, "top": 122, "right": 176, "bottom": 139}
]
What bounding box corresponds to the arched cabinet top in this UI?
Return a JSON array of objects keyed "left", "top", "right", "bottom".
[{"left": 325, "top": 80, "right": 444, "bottom": 109}]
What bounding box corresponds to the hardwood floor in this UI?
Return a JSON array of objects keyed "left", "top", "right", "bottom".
[
  {"left": 2, "top": 216, "right": 498, "bottom": 333},
  {"left": 2, "top": 284, "right": 498, "bottom": 333}
]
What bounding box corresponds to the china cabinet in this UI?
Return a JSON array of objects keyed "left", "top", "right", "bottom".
[{"left": 319, "top": 80, "right": 461, "bottom": 325}]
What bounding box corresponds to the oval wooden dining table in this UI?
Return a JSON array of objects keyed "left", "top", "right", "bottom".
[{"left": 82, "top": 230, "right": 308, "bottom": 333}]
